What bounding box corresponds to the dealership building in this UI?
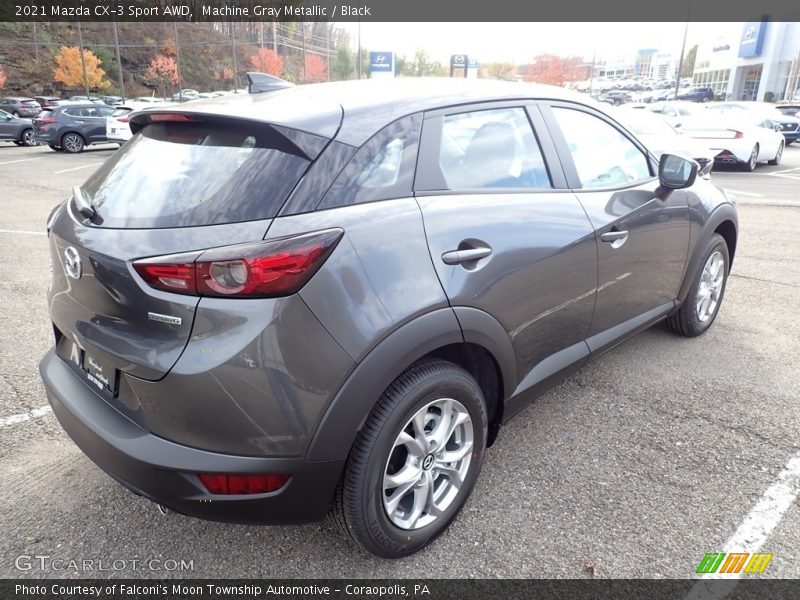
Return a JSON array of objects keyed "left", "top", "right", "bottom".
[{"left": 692, "top": 21, "right": 800, "bottom": 101}]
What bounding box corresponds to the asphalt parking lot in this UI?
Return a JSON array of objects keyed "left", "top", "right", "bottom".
[{"left": 0, "top": 142, "right": 798, "bottom": 579}]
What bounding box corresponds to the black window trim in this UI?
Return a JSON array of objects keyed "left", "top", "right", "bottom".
[
  {"left": 413, "top": 100, "right": 569, "bottom": 196},
  {"left": 537, "top": 100, "right": 659, "bottom": 192}
]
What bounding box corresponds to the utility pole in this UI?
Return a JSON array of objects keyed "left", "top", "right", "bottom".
[
  {"left": 112, "top": 20, "right": 125, "bottom": 102},
  {"left": 302, "top": 21, "right": 307, "bottom": 82},
  {"left": 32, "top": 22, "right": 38, "bottom": 61},
  {"left": 589, "top": 51, "right": 596, "bottom": 96},
  {"left": 673, "top": 21, "right": 690, "bottom": 100},
  {"left": 231, "top": 22, "right": 237, "bottom": 90},
  {"left": 260, "top": 22, "right": 264, "bottom": 50},
  {"left": 356, "top": 20, "right": 361, "bottom": 79},
  {"left": 326, "top": 24, "right": 330, "bottom": 81},
  {"left": 76, "top": 20, "right": 90, "bottom": 97},
  {"left": 272, "top": 21, "right": 277, "bottom": 53},
  {"left": 173, "top": 22, "right": 182, "bottom": 101}
]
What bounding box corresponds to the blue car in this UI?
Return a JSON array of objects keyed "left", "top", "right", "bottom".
[
  {"left": 33, "top": 103, "right": 115, "bottom": 153},
  {"left": 676, "top": 87, "right": 715, "bottom": 102}
]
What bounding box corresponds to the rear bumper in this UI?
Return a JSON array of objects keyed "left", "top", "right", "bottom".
[{"left": 39, "top": 348, "right": 344, "bottom": 524}]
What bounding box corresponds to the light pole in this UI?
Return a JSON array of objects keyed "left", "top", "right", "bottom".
[
  {"left": 673, "top": 21, "right": 690, "bottom": 100},
  {"left": 76, "top": 20, "right": 90, "bottom": 98}
]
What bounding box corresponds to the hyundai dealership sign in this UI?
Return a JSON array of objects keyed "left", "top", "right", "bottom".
[
  {"left": 738, "top": 21, "right": 768, "bottom": 58},
  {"left": 370, "top": 52, "right": 394, "bottom": 78}
]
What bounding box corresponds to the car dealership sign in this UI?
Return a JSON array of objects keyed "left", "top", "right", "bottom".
[{"left": 370, "top": 52, "right": 394, "bottom": 78}]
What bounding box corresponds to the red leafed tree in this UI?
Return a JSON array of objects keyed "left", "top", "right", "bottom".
[
  {"left": 524, "top": 54, "right": 584, "bottom": 86},
  {"left": 302, "top": 55, "right": 327, "bottom": 83},
  {"left": 0, "top": 69, "right": 6, "bottom": 89},
  {"left": 144, "top": 54, "right": 179, "bottom": 99},
  {"left": 249, "top": 49, "right": 284, "bottom": 76}
]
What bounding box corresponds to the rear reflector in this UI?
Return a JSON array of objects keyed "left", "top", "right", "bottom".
[
  {"left": 133, "top": 228, "right": 343, "bottom": 298},
  {"left": 198, "top": 473, "right": 289, "bottom": 495}
]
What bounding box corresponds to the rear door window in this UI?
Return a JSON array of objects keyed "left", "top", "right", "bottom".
[
  {"left": 80, "top": 120, "right": 312, "bottom": 228},
  {"left": 438, "top": 107, "right": 551, "bottom": 189}
]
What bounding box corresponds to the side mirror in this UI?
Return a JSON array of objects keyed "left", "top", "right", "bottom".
[
  {"left": 659, "top": 153, "right": 698, "bottom": 189},
  {"left": 773, "top": 122, "right": 782, "bottom": 132}
]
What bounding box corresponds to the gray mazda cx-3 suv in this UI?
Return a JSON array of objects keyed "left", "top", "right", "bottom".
[{"left": 40, "top": 77, "right": 737, "bottom": 558}]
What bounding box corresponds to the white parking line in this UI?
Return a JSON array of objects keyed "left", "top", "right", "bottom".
[
  {"left": 722, "top": 188, "right": 764, "bottom": 198},
  {"left": 0, "top": 229, "right": 46, "bottom": 236},
  {"left": 0, "top": 405, "right": 53, "bottom": 428},
  {"left": 54, "top": 163, "right": 102, "bottom": 174},
  {"left": 766, "top": 173, "right": 800, "bottom": 181},
  {"left": 771, "top": 166, "right": 800, "bottom": 174},
  {"left": 0, "top": 157, "right": 44, "bottom": 166},
  {"left": 685, "top": 450, "right": 800, "bottom": 598}
]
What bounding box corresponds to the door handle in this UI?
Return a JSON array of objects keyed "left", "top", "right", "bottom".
[
  {"left": 441, "top": 247, "right": 492, "bottom": 265},
  {"left": 600, "top": 230, "right": 629, "bottom": 249}
]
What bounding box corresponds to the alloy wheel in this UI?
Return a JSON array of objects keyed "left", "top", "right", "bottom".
[
  {"left": 696, "top": 250, "right": 725, "bottom": 322},
  {"left": 382, "top": 398, "right": 473, "bottom": 530},
  {"left": 747, "top": 145, "right": 758, "bottom": 170},
  {"left": 63, "top": 134, "right": 83, "bottom": 153},
  {"left": 22, "top": 129, "right": 36, "bottom": 146}
]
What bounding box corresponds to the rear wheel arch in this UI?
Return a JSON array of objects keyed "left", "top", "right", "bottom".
[{"left": 306, "top": 307, "right": 516, "bottom": 461}]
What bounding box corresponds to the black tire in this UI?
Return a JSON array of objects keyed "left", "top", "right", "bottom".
[
  {"left": 48, "top": 144, "right": 62, "bottom": 152},
  {"left": 768, "top": 142, "right": 784, "bottom": 166},
  {"left": 665, "top": 233, "right": 729, "bottom": 337},
  {"left": 333, "top": 359, "right": 488, "bottom": 558},
  {"left": 20, "top": 128, "right": 36, "bottom": 147},
  {"left": 61, "top": 132, "right": 85, "bottom": 153},
  {"left": 743, "top": 144, "right": 759, "bottom": 171}
]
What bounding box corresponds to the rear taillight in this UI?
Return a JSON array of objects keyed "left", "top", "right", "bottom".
[
  {"left": 198, "top": 473, "right": 289, "bottom": 495},
  {"left": 36, "top": 117, "right": 56, "bottom": 125},
  {"left": 133, "top": 229, "right": 343, "bottom": 298},
  {"left": 117, "top": 117, "right": 129, "bottom": 123},
  {"left": 733, "top": 130, "right": 743, "bottom": 139}
]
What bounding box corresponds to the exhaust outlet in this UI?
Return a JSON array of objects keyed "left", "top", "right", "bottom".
[{"left": 156, "top": 504, "right": 170, "bottom": 515}]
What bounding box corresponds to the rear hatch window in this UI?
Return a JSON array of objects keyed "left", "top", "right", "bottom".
[
  {"left": 81, "top": 120, "right": 312, "bottom": 228},
  {"left": 111, "top": 107, "right": 132, "bottom": 118}
]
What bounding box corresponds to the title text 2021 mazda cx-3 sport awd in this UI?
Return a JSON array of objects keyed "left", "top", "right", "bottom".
[{"left": 40, "top": 78, "right": 737, "bottom": 557}]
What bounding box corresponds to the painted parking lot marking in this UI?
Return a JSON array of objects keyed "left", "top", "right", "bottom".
[
  {"left": 722, "top": 188, "right": 764, "bottom": 198},
  {"left": 0, "top": 405, "right": 53, "bottom": 428},
  {"left": 0, "top": 157, "right": 44, "bottom": 166},
  {"left": 54, "top": 163, "right": 102, "bottom": 175},
  {"left": 0, "top": 229, "right": 46, "bottom": 236}
]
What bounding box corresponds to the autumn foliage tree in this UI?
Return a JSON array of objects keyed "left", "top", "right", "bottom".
[
  {"left": 53, "top": 46, "right": 110, "bottom": 91},
  {"left": 524, "top": 54, "right": 584, "bottom": 86},
  {"left": 301, "top": 55, "right": 327, "bottom": 83},
  {"left": 249, "top": 49, "right": 284, "bottom": 76},
  {"left": 0, "top": 69, "right": 6, "bottom": 90},
  {"left": 144, "top": 54, "right": 179, "bottom": 99}
]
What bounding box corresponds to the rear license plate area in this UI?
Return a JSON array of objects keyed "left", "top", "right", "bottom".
[{"left": 82, "top": 352, "right": 119, "bottom": 397}]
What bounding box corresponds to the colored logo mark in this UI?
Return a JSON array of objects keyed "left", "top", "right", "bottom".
[{"left": 696, "top": 552, "right": 773, "bottom": 574}]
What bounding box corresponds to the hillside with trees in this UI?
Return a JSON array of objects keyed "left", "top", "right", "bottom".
[{"left": 0, "top": 21, "right": 353, "bottom": 97}]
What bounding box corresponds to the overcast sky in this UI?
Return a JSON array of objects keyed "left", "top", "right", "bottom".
[{"left": 339, "top": 22, "right": 742, "bottom": 64}]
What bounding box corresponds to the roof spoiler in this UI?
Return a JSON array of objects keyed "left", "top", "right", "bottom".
[{"left": 246, "top": 72, "right": 293, "bottom": 94}]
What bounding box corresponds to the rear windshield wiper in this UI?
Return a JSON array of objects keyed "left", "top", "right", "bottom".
[{"left": 72, "top": 185, "right": 96, "bottom": 219}]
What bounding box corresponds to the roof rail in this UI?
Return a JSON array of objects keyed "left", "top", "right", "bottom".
[{"left": 246, "top": 72, "right": 293, "bottom": 94}]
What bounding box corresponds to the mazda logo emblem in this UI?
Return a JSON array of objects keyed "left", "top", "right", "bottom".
[{"left": 64, "top": 246, "right": 82, "bottom": 280}]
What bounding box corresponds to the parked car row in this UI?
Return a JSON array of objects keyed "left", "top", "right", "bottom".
[{"left": 622, "top": 99, "right": 797, "bottom": 170}]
